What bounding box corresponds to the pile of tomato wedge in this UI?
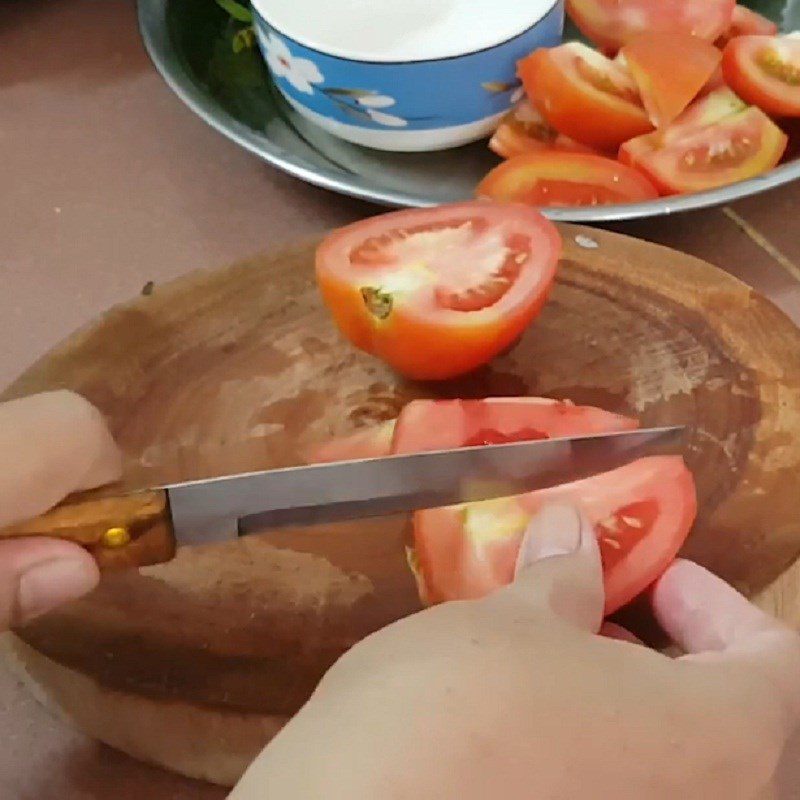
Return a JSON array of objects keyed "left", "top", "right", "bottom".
[
  {"left": 307, "top": 397, "right": 698, "bottom": 617},
  {"left": 478, "top": 1, "right": 799, "bottom": 207}
]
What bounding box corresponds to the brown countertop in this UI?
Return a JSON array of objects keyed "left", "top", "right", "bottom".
[{"left": 2, "top": 1, "right": 800, "bottom": 797}]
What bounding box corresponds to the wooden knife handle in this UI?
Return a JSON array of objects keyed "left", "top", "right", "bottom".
[{"left": 0, "top": 490, "right": 176, "bottom": 570}]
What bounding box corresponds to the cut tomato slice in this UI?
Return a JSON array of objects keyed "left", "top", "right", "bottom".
[
  {"left": 620, "top": 88, "right": 788, "bottom": 194},
  {"left": 519, "top": 43, "right": 653, "bottom": 150},
  {"left": 305, "top": 419, "right": 396, "bottom": 464},
  {"left": 566, "top": 0, "right": 735, "bottom": 53},
  {"left": 718, "top": 5, "right": 778, "bottom": 46},
  {"left": 315, "top": 202, "right": 562, "bottom": 381},
  {"left": 412, "top": 456, "right": 697, "bottom": 616},
  {"left": 723, "top": 34, "right": 800, "bottom": 118},
  {"left": 477, "top": 151, "right": 658, "bottom": 207},
  {"left": 489, "top": 100, "right": 595, "bottom": 159},
  {"left": 622, "top": 33, "right": 722, "bottom": 127},
  {"left": 392, "top": 397, "right": 638, "bottom": 454}
]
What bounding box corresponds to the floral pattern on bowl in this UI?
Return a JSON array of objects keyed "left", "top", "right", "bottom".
[{"left": 252, "top": 2, "right": 564, "bottom": 149}]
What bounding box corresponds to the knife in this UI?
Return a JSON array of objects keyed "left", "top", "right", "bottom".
[{"left": 0, "top": 426, "right": 685, "bottom": 569}]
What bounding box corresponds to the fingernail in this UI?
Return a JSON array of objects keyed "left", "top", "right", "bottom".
[
  {"left": 515, "top": 504, "right": 583, "bottom": 577},
  {"left": 17, "top": 558, "right": 98, "bottom": 624}
]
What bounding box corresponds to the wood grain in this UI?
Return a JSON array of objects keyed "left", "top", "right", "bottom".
[{"left": 4, "top": 223, "right": 800, "bottom": 722}]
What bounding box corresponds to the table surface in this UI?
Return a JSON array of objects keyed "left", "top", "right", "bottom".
[{"left": 2, "top": 1, "right": 800, "bottom": 797}]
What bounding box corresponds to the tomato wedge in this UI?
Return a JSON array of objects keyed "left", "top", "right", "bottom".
[
  {"left": 489, "top": 100, "right": 595, "bottom": 159},
  {"left": 477, "top": 151, "right": 658, "bottom": 207},
  {"left": 566, "top": 0, "right": 735, "bottom": 53},
  {"left": 622, "top": 33, "right": 722, "bottom": 128},
  {"left": 412, "top": 456, "right": 697, "bottom": 616},
  {"left": 620, "top": 88, "right": 788, "bottom": 194},
  {"left": 718, "top": 5, "right": 778, "bottom": 46},
  {"left": 305, "top": 419, "right": 396, "bottom": 464},
  {"left": 315, "top": 202, "right": 561, "bottom": 381},
  {"left": 723, "top": 34, "right": 800, "bottom": 117},
  {"left": 392, "top": 397, "right": 638, "bottom": 454},
  {"left": 519, "top": 43, "right": 653, "bottom": 150}
]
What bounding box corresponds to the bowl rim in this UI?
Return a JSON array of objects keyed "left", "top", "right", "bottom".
[{"left": 251, "top": 0, "right": 562, "bottom": 65}]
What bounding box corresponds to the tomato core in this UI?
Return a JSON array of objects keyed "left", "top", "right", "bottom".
[{"left": 757, "top": 47, "right": 800, "bottom": 86}]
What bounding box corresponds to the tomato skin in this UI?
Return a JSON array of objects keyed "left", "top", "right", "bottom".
[
  {"left": 620, "top": 90, "right": 788, "bottom": 194},
  {"left": 315, "top": 202, "right": 562, "bottom": 381},
  {"left": 622, "top": 33, "right": 722, "bottom": 128},
  {"left": 489, "top": 100, "right": 595, "bottom": 159},
  {"left": 477, "top": 151, "right": 658, "bottom": 207},
  {"left": 413, "top": 456, "right": 697, "bottom": 616},
  {"left": 566, "top": 0, "right": 735, "bottom": 53},
  {"left": 723, "top": 35, "right": 800, "bottom": 118},
  {"left": 519, "top": 43, "right": 653, "bottom": 150},
  {"left": 392, "top": 397, "right": 638, "bottom": 454}
]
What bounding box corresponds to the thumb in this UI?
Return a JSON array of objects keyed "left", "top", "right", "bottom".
[
  {"left": 494, "top": 503, "right": 604, "bottom": 632},
  {"left": 0, "top": 538, "right": 99, "bottom": 630}
]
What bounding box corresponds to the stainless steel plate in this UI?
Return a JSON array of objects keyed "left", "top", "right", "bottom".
[{"left": 138, "top": 0, "right": 800, "bottom": 222}]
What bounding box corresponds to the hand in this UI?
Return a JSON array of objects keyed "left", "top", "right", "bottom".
[
  {"left": 231, "top": 505, "right": 800, "bottom": 800},
  {"left": 0, "top": 391, "right": 121, "bottom": 629}
]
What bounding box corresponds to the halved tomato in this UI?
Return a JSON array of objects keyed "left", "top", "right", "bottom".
[
  {"left": 718, "top": 5, "right": 778, "bottom": 46},
  {"left": 519, "top": 43, "right": 653, "bottom": 150},
  {"left": 315, "top": 202, "right": 562, "bottom": 381},
  {"left": 723, "top": 34, "right": 800, "bottom": 117},
  {"left": 305, "top": 419, "right": 396, "bottom": 464},
  {"left": 489, "top": 100, "right": 595, "bottom": 159},
  {"left": 566, "top": 0, "right": 735, "bottom": 53},
  {"left": 412, "top": 456, "right": 697, "bottom": 616},
  {"left": 477, "top": 151, "right": 658, "bottom": 207},
  {"left": 622, "top": 33, "right": 722, "bottom": 128},
  {"left": 620, "top": 88, "right": 788, "bottom": 194},
  {"left": 392, "top": 397, "right": 638, "bottom": 454}
]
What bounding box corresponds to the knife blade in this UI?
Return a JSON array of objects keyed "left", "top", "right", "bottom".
[{"left": 0, "top": 425, "right": 685, "bottom": 569}]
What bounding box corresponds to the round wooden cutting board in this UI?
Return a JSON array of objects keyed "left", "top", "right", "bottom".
[{"left": 4, "top": 224, "right": 800, "bottom": 785}]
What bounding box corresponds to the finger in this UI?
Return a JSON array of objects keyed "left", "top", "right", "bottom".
[
  {"left": 0, "top": 538, "right": 99, "bottom": 629},
  {"left": 495, "top": 503, "right": 604, "bottom": 631},
  {"left": 653, "top": 559, "right": 800, "bottom": 719},
  {"left": 0, "top": 391, "right": 122, "bottom": 528},
  {"left": 600, "top": 621, "right": 644, "bottom": 645}
]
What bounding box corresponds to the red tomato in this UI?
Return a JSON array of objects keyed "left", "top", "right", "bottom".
[
  {"left": 718, "top": 5, "right": 779, "bottom": 45},
  {"left": 412, "top": 456, "right": 697, "bottom": 616},
  {"left": 723, "top": 34, "right": 800, "bottom": 117},
  {"left": 392, "top": 397, "right": 638, "bottom": 454},
  {"left": 489, "top": 100, "right": 595, "bottom": 159},
  {"left": 519, "top": 43, "right": 653, "bottom": 150},
  {"left": 477, "top": 151, "right": 658, "bottom": 207},
  {"left": 620, "top": 88, "right": 788, "bottom": 194},
  {"left": 622, "top": 33, "right": 722, "bottom": 127},
  {"left": 315, "top": 202, "right": 562, "bottom": 381},
  {"left": 566, "top": 0, "right": 735, "bottom": 53},
  {"left": 305, "top": 419, "right": 396, "bottom": 464}
]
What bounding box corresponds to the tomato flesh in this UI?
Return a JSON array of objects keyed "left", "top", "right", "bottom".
[
  {"left": 489, "top": 100, "right": 594, "bottom": 159},
  {"left": 622, "top": 33, "right": 722, "bottom": 128},
  {"left": 620, "top": 88, "right": 788, "bottom": 194},
  {"left": 718, "top": 5, "right": 778, "bottom": 45},
  {"left": 413, "top": 456, "right": 697, "bottom": 616},
  {"left": 566, "top": 0, "right": 735, "bottom": 53},
  {"left": 305, "top": 419, "right": 396, "bottom": 464},
  {"left": 392, "top": 397, "right": 638, "bottom": 454},
  {"left": 519, "top": 43, "right": 653, "bottom": 150},
  {"left": 316, "top": 202, "right": 562, "bottom": 380},
  {"left": 723, "top": 35, "right": 800, "bottom": 117},
  {"left": 477, "top": 151, "right": 658, "bottom": 208}
]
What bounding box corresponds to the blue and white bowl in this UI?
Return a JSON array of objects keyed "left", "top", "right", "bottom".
[{"left": 250, "top": 0, "right": 564, "bottom": 152}]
